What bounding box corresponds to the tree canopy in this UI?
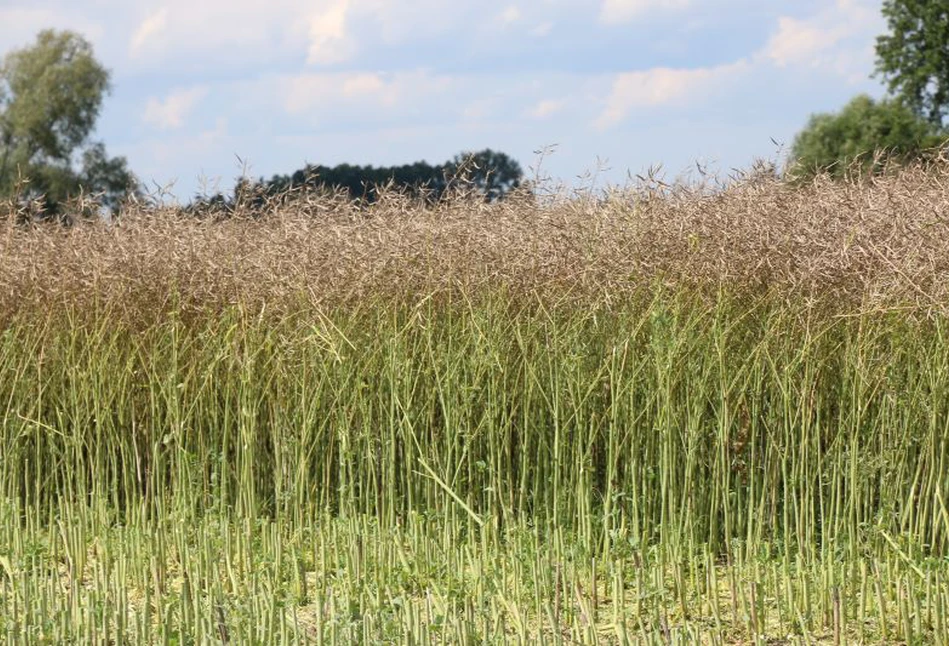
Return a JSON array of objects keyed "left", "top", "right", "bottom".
[
  {"left": 195, "top": 149, "right": 524, "bottom": 213},
  {"left": 444, "top": 149, "right": 523, "bottom": 202},
  {"left": 788, "top": 94, "right": 944, "bottom": 179},
  {"left": 875, "top": 0, "right": 949, "bottom": 126},
  {"left": 0, "top": 29, "right": 137, "bottom": 216}
]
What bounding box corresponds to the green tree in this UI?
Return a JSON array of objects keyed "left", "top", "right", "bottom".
[
  {"left": 788, "top": 94, "right": 943, "bottom": 179},
  {"left": 239, "top": 149, "right": 523, "bottom": 211},
  {"left": 444, "top": 149, "right": 522, "bottom": 201},
  {"left": 875, "top": 0, "right": 949, "bottom": 126},
  {"left": 0, "top": 29, "right": 136, "bottom": 215}
]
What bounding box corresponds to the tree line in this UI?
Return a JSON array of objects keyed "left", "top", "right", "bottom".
[
  {"left": 789, "top": 0, "right": 949, "bottom": 178},
  {"left": 193, "top": 148, "right": 523, "bottom": 215},
  {"left": 2, "top": 0, "right": 949, "bottom": 218}
]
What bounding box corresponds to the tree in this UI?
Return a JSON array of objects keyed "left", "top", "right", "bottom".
[
  {"left": 875, "top": 0, "right": 949, "bottom": 126},
  {"left": 0, "top": 29, "right": 137, "bottom": 216},
  {"left": 444, "top": 149, "right": 522, "bottom": 201},
  {"left": 229, "top": 149, "right": 524, "bottom": 211},
  {"left": 788, "top": 94, "right": 944, "bottom": 179}
]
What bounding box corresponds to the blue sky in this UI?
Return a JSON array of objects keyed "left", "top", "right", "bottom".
[{"left": 0, "top": 0, "right": 886, "bottom": 201}]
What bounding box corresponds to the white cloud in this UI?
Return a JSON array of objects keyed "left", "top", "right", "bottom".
[
  {"left": 110, "top": 1, "right": 299, "bottom": 69},
  {"left": 342, "top": 73, "right": 386, "bottom": 97},
  {"left": 599, "top": 0, "right": 690, "bottom": 25},
  {"left": 593, "top": 0, "right": 881, "bottom": 131},
  {"left": 143, "top": 87, "right": 208, "bottom": 129},
  {"left": 761, "top": 0, "right": 881, "bottom": 71},
  {"left": 354, "top": 0, "right": 468, "bottom": 44},
  {"left": 129, "top": 8, "right": 168, "bottom": 57},
  {"left": 307, "top": 0, "right": 355, "bottom": 65},
  {"left": 498, "top": 5, "right": 522, "bottom": 26},
  {"left": 112, "top": 0, "right": 358, "bottom": 69},
  {"left": 284, "top": 75, "right": 335, "bottom": 114},
  {"left": 595, "top": 61, "right": 747, "bottom": 129},
  {"left": 282, "top": 70, "right": 454, "bottom": 115},
  {"left": 763, "top": 16, "right": 847, "bottom": 68},
  {"left": 527, "top": 99, "right": 565, "bottom": 119}
]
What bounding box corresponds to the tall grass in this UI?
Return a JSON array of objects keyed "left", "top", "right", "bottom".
[{"left": 1, "top": 163, "right": 949, "bottom": 642}]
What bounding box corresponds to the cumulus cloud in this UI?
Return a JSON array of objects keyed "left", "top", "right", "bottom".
[
  {"left": 112, "top": 0, "right": 473, "bottom": 70},
  {"left": 595, "top": 61, "right": 747, "bottom": 129},
  {"left": 282, "top": 70, "right": 454, "bottom": 115},
  {"left": 763, "top": 16, "right": 847, "bottom": 68},
  {"left": 497, "top": 5, "right": 522, "bottom": 26},
  {"left": 354, "top": 0, "right": 468, "bottom": 44},
  {"left": 143, "top": 87, "right": 208, "bottom": 129},
  {"left": 116, "top": 1, "right": 300, "bottom": 68},
  {"left": 594, "top": 0, "right": 880, "bottom": 131},
  {"left": 599, "top": 0, "right": 691, "bottom": 25},
  {"left": 129, "top": 8, "right": 168, "bottom": 57},
  {"left": 761, "top": 0, "right": 881, "bottom": 72},
  {"left": 307, "top": 0, "right": 355, "bottom": 65},
  {"left": 527, "top": 99, "right": 565, "bottom": 119}
]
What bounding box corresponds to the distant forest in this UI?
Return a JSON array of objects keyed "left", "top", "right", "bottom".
[{"left": 193, "top": 149, "right": 524, "bottom": 212}]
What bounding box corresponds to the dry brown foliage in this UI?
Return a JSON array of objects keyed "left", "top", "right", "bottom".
[{"left": 2, "top": 158, "right": 949, "bottom": 323}]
